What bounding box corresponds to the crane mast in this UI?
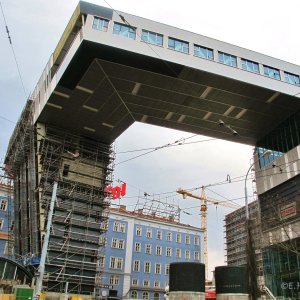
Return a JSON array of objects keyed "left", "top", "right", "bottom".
[{"left": 176, "top": 186, "right": 240, "bottom": 281}]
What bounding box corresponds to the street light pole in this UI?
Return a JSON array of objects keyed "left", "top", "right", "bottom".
[
  {"left": 244, "top": 164, "right": 253, "bottom": 221},
  {"left": 244, "top": 150, "right": 272, "bottom": 219},
  {"left": 244, "top": 149, "right": 271, "bottom": 299}
]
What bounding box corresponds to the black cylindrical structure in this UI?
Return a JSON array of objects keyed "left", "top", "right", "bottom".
[
  {"left": 169, "top": 262, "right": 205, "bottom": 292},
  {"left": 215, "top": 266, "right": 248, "bottom": 299}
]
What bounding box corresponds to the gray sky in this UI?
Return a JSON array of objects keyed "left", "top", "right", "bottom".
[{"left": 1, "top": 0, "right": 300, "bottom": 279}]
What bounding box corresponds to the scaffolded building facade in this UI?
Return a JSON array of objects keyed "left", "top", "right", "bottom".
[{"left": 5, "top": 100, "right": 114, "bottom": 294}]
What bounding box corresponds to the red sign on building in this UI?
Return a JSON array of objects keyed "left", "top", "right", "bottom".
[{"left": 105, "top": 182, "right": 127, "bottom": 200}]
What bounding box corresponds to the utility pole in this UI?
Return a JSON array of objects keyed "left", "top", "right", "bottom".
[{"left": 34, "top": 181, "right": 58, "bottom": 299}]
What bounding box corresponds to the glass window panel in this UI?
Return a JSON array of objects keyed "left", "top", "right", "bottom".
[
  {"left": 168, "top": 38, "right": 174, "bottom": 48},
  {"left": 141, "top": 31, "right": 148, "bottom": 42},
  {"left": 207, "top": 49, "right": 214, "bottom": 60},
  {"left": 113, "top": 23, "right": 136, "bottom": 39},
  {"left": 148, "top": 32, "right": 156, "bottom": 44},
  {"left": 157, "top": 35, "right": 163, "bottom": 46},
  {"left": 113, "top": 24, "right": 120, "bottom": 34},
  {"left": 218, "top": 52, "right": 224, "bottom": 63},
  {"left": 199, "top": 47, "right": 206, "bottom": 58}
]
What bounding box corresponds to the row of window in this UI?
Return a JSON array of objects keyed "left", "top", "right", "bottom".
[
  {"left": 108, "top": 253, "right": 200, "bottom": 271},
  {"left": 92, "top": 17, "right": 300, "bottom": 86},
  {"left": 134, "top": 243, "right": 200, "bottom": 259},
  {"left": 135, "top": 226, "right": 200, "bottom": 245},
  {"left": 108, "top": 275, "right": 164, "bottom": 288},
  {"left": 131, "top": 278, "right": 163, "bottom": 288},
  {"left": 131, "top": 291, "right": 160, "bottom": 300},
  {"left": 133, "top": 261, "right": 170, "bottom": 274}
]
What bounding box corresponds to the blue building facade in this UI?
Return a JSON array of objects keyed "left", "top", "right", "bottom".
[
  {"left": 101, "top": 207, "right": 202, "bottom": 300},
  {"left": 0, "top": 182, "right": 14, "bottom": 258}
]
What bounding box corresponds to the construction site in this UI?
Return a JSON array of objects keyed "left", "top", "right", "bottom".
[{"left": 2, "top": 0, "right": 300, "bottom": 299}]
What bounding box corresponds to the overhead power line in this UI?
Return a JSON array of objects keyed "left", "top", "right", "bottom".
[{"left": 0, "top": 1, "right": 27, "bottom": 98}]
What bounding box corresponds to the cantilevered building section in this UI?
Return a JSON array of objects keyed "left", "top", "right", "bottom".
[{"left": 4, "top": 0, "right": 300, "bottom": 297}]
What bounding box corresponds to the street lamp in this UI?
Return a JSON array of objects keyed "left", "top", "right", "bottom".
[
  {"left": 244, "top": 149, "right": 272, "bottom": 299},
  {"left": 244, "top": 149, "right": 272, "bottom": 220}
]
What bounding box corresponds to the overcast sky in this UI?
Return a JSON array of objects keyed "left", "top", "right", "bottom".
[{"left": 1, "top": 0, "right": 300, "bottom": 279}]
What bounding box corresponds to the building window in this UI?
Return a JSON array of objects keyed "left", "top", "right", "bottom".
[
  {"left": 176, "top": 233, "right": 181, "bottom": 243},
  {"left": 98, "top": 255, "right": 105, "bottom": 268},
  {"left": 109, "top": 275, "right": 120, "bottom": 285},
  {"left": 136, "top": 226, "right": 142, "bottom": 236},
  {"left": 120, "top": 223, "right": 126, "bottom": 233},
  {"left": 113, "top": 222, "right": 126, "bottom": 232},
  {"left": 131, "top": 291, "right": 138, "bottom": 299},
  {"left": 218, "top": 52, "right": 237, "bottom": 67},
  {"left": 0, "top": 200, "right": 7, "bottom": 211},
  {"left": 116, "top": 257, "right": 123, "bottom": 269},
  {"left": 194, "top": 236, "right": 199, "bottom": 245},
  {"left": 144, "top": 262, "right": 151, "bottom": 273},
  {"left": 113, "top": 222, "right": 119, "bottom": 232},
  {"left": 165, "top": 264, "right": 170, "bottom": 275},
  {"left": 142, "top": 292, "right": 149, "bottom": 300},
  {"left": 168, "top": 37, "right": 189, "bottom": 54},
  {"left": 284, "top": 71, "right": 300, "bottom": 85},
  {"left": 176, "top": 248, "right": 181, "bottom": 258},
  {"left": 92, "top": 17, "right": 109, "bottom": 31},
  {"left": 145, "top": 244, "right": 152, "bottom": 254},
  {"left": 156, "top": 245, "right": 162, "bottom": 255},
  {"left": 113, "top": 22, "right": 136, "bottom": 39},
  {"left": 109, "top": 257, "right": 123, "bottom": 269},
  {"left": 0, "top": 218, "right": 4, "bottom": 230},
  {"left": 166, "top": 232, "right": 172, "bottom": 241},
  {"left": 156, "top": 230, "right": 162, "bottom": 240},
  {"left": 155, "top": 263, "right": 161, "bottom": 274},
  {"left": 141, "top": 30, "right": 163, "bottom": 46},
  {"left": 118, "top": 239, "right": 124, "bottom": 249},
  {"left": 166, "top": 247, "right": 172, "bottom": 257},
  {"left": 263, "top": 65, "right": 281, "bottom": 80},
  {"left": 135, "top": 242, "right": 141, "bottom": 252},
  {"left": 194, "top": 45, "right": 213, "bottom": 60},
  {"left": 185, "top": 235, "right": 190, "bottom": 244},
  {"left": 194, "top": 251, "right": 200, "bottom": 261},
  {"left": 133, "top": 260, "right": 140, "bottom": 272},
  {"left": 154, "top": 293, "right": 160, "bottom": 300},
  {"left": 143, "top": 280, "right": 150, "bottom": 287},
  {"left": 146, "top": 228, "right": 152, "bottom": 238},
  {"left": 185, "top": 250, "right": 190, "bottom": 260},
  {"left": 241, "top": 58, "right": 259, "bottom": 73},
  {"left": 132, "top": 279, "right": 138, "bottom": 286},
  {"left": 154, "top": 280, "right": 160, "bottom": 288},
  {"left": 111, "top": 238, "right": 117, "bottom": 248}
]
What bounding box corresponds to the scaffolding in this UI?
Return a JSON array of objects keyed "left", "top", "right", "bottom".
[
  {"left": 0, "top": 167, "right": 14, "bottom": 260},
  {"left": 4, "top": 104, "right": 114, "bottom": 295},
  {"left": 133, "top": 194, "right": 180, "bottom": 222}
]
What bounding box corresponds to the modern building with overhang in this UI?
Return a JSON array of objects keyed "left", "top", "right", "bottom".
[{"left": 4, "top": 0, "right": 300, "bottom": 298}]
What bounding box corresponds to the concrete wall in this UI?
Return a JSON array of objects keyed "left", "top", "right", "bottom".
[{"left": 256, "top": 145, "right": 300, "bottom": 195}]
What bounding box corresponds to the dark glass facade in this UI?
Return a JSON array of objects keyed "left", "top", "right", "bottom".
[
  {"left": 263, "top": 241, "right": 300, "bottom": 299},
  {"left": 259, "top": 175, "right": 300, "bottom": 298},
  {"left": 257, "top": 110, "right": 300, "bottom": 156}
]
